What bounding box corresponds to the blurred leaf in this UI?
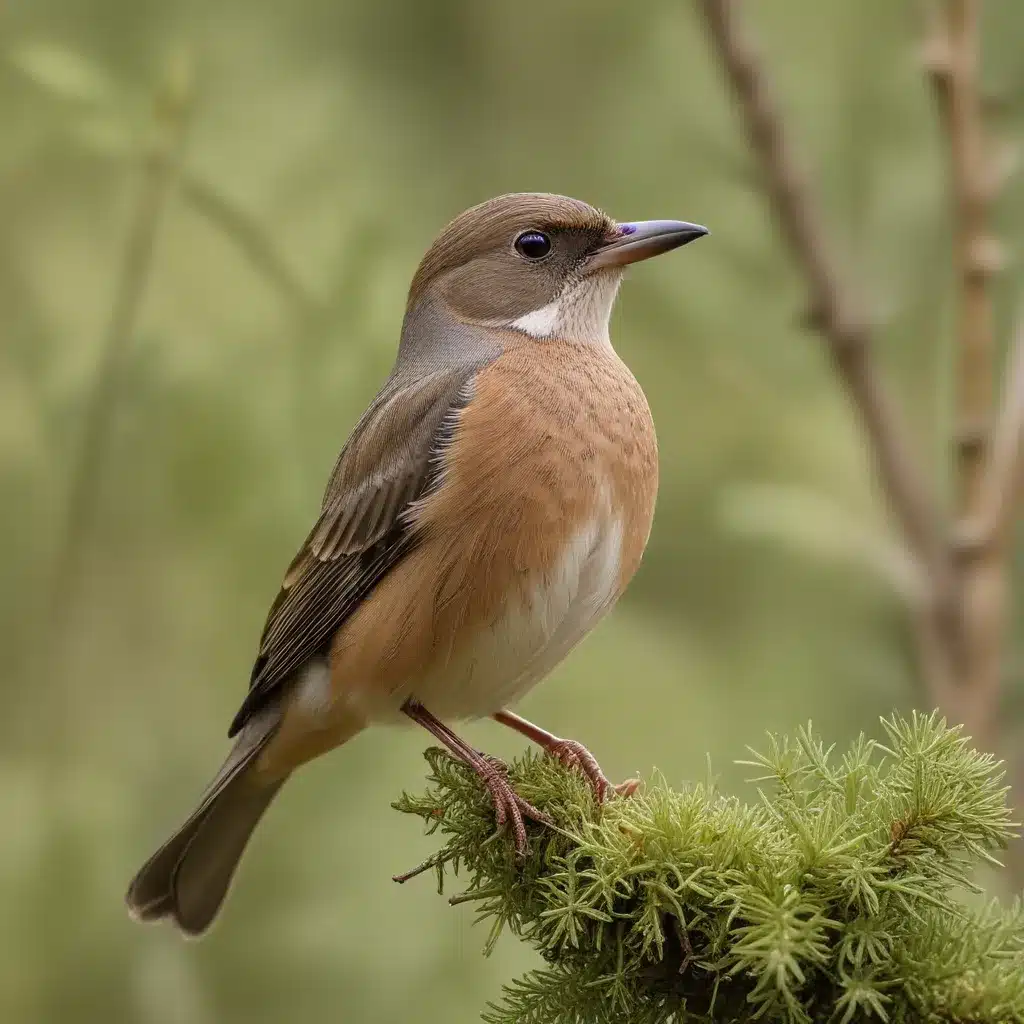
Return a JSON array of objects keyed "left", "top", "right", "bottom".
[{"left": 9, "top": 43, "right": 115, "bottom": 105}]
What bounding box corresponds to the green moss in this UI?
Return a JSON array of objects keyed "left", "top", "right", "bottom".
[{"left": 394, "top": 713, "right": 1023, "bottom": 1023}]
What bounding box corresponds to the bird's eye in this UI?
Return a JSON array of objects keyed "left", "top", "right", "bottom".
[{"left": 514, "top": 230, "right": 552, "bottom": 260}]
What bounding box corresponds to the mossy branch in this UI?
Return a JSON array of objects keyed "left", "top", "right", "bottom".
[{"left": 394, "top": 713, "right": 1023, "bottom": 1023}]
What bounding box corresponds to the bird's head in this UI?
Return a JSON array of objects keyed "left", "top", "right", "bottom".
[{"left": 403, "top": 193, "right": 707, "bottom": 350}]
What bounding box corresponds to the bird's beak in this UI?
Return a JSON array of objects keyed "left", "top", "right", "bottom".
[{"left": 586, "top": 219, "right": 709, "bottom": 271}]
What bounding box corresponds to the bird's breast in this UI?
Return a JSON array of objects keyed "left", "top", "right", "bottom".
[
  {"left": 395, "top": 338, "right": 658, "bottom": 717},
  {"left": 407, "top": 484, "right": 625, "bottom": 718},
  {"left": 322, "top": 337, "right": 659, "bottom": 723}
]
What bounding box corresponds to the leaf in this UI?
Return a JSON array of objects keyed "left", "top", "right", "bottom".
[{"left": 10, "top": 42, "right": 115, "bottom": 104}]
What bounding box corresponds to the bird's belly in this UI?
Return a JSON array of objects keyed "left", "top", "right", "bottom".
[{"left": 407, "top": 513, "right": 624, "bottom": 720}]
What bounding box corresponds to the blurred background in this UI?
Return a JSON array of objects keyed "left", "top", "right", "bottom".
[{"left": 3, "top": 0, "right": 1024, "bottom": 1021}]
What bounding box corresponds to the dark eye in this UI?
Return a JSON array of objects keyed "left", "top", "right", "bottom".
[{"left": 514, "top": 230, "right": 552, "bottom": 260}]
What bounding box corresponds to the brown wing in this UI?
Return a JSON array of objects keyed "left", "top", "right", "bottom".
[{"left": 227, "top": 364, "right": 482, "bottom": 737}]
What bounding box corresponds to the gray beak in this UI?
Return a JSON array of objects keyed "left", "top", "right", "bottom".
[{"left": 587, "top": 219, "right": 709, "bottom": 270}]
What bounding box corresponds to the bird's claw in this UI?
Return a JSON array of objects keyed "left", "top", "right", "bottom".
[
  {"left": 475, "top": 752, "right": 552, "bottom": 854},
  {"left": 545, "top": 739, "right": 639, "bottom": 802}
]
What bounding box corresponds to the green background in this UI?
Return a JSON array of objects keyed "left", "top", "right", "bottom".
[{"left": 3, "top": 1, "right": 1024, "bottom": 1021}]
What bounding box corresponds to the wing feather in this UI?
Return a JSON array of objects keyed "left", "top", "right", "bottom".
[{"left": 227, "top": 365, "right": 482, "bottom": 737}]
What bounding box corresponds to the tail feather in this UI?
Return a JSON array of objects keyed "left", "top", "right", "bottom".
[{"left": 126, "top": 721, "right": 285, "bottom": 937}]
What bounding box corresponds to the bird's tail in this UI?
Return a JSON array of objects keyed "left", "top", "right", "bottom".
[{"left": 125, "top": 716, "right": 285, "bottom": 937}]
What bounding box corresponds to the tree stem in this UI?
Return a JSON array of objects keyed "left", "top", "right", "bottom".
[{"left": 47, "top": 60, "right": 192, "bottom": 647}]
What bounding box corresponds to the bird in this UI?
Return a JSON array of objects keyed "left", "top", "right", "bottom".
[{"left": 125, "top": 192, "right": 708, "bottom": 936}]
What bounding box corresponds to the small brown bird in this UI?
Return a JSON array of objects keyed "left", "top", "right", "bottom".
[{"left": 126, "top": 193, "right": 707, "bottom": 935}]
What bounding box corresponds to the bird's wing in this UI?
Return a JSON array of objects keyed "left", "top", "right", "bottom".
[{"left": 227, "top": 362, "right": 485, "bottom": 737}]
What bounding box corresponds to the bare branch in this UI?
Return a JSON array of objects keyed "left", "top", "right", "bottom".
[
  {"left": 959, "top": 320, "right": 1024, "bottom": 555},
  {"left": 921, "top": 1, "right": 1012, "bottom": 753},
  {"left": 48, "top": 57, "right": 192, "bottom": 635},
  {"left": 940, "top": 317, "right": 1022, "bottom": 752},
  {"left": 924, "top": 0, "right": 1002, "bottom": 518},
  {"left": 697, "top": 0, "right": 958, "bottom": 667}
]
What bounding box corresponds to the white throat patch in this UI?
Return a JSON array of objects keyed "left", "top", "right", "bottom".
[
  {"left": 509, "top": 270, "right": 623, "bottom": 349},
  {"left": 511, "top": 300, "right": 561, "bottom": 339}
]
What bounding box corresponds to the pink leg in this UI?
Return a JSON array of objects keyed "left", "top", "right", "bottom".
[
  {"left": 492, "top": 709, "right": 640, "bottom": 801},
  {"left": 402, "top": 701, "right": 551, "bottom": 855}
]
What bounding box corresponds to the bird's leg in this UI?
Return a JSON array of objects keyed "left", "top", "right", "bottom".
[
  {"left": 402, "top": 701, "right": 551, "bottom": 854},
  {"left": 492, "top": 709, "right": 640, "bottom": 801}
]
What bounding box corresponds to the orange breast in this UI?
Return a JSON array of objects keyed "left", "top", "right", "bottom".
[{"left": 324, "top": 337, "right": 659, "bottom": 722}]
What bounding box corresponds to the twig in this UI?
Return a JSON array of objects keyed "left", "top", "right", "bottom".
[
  {"left": 923, "top": 0, "right": 1002, "bottom": 517},
  {"left": 180, "top": 169, "right": 336, "bottom": 497},
  {"left": 698, "top": 0, "right": 961, "bottom": 697},
  {"left": 962, "top": 320, "right": 1024, "bottom": 554},
  {"left": 47, "top": 59, "right": 192, "bottom": 633},
  {"left": 179, "top": 171, "right": 319, "bottom": 321},
  {"left": 926, "top": 0, "right": 1019, "bottom": 880},
  {"left": 923, "top": 1, "right": 1009, "bottom": 756}
]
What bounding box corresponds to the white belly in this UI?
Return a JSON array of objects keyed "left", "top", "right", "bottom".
[{"left": 407, "top": 512, "right": 624, "bottom": 719}]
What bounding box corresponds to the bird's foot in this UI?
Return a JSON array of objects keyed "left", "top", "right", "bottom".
[
  {"left": 491, "top": 710, "right": 640, "bottom": 803},
  {"left": 471, "top": 754, "right": 552, "bottom": 855},
  {"left": 400, "top": 701, "right": 552, "bottom": 856},
  {"left": 545, "top": 738, "right": 640, "bottom": 802}
]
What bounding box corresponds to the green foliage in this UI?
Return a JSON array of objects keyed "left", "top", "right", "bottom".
[{"left": 394, "top": 714, "right": 1023, "bottom": 1023}]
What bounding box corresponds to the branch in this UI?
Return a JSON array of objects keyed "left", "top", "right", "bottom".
[
  {"left": 697, "top": 0, "right": 956, "bottom": 635},
  {"left": 923, "top": 0, "right": 1002, "bottom": 518},
  {"left": 47, "top": 56, "right": 192, "bottom": 635},
  {"left": 178, "top": 171, "right": 320, "bottom": 321},
  {"left": 923, "top": 1, "right": 1011, "bottom": 755},
  {"left": 394, "top": 714, "right": 1022, "bottom": 1024},
  {"left": 960, "top": 320, "right": 1024, "bottom": 555}
]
